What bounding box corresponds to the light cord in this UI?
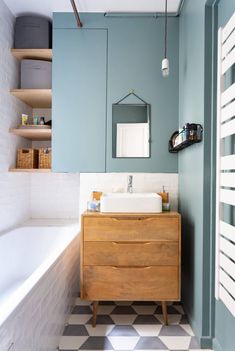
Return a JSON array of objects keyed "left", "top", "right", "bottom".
[{"left": 164, "top": 0, "right": 168, "bottom": 58}]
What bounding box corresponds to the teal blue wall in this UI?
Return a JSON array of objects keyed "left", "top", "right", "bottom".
[
  {"left": 179, "top": 0, "right": 235, "bottom": 349},
  {"left": 178, "top": 0, "right": 215, "bottom": 347},
  {"left": 213, "top": 3, "right": 235, "bottom": 351},
  {"left": 52, "top": 29, "right": 107, "bottom": 172},
  {"left": 179, "top": 0, "right": 205, "bottom": 342},
  {"left": 53, "top": 13, "right": 179, "bottom": 173}
]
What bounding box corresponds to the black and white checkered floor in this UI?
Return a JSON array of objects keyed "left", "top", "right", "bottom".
[{"left": 59, "top": 298, "right": 212, "bottom": 351}]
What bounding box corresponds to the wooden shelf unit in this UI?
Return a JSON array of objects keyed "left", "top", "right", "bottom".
[
  {"left": 10, "top": 89, "right": 52, "bottom": 108},
  {"left": 9, "top": 168, "right": 51, "bottom": 173},
  {"left": 10, "top": 128, "right": 51, "bottom": 140},
  {"left": 9, "top": 48, "right": 53, "bottom": 174},
  {"left": 11, "top": 49, "right": 52, "bottom": 61}
]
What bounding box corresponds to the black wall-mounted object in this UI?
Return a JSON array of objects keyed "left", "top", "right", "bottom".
[{"left": 169, "top": 123, "right": 203, "bottom": 153}]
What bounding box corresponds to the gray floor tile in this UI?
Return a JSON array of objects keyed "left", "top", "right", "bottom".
[
  {"left": 189, "top": 336, "right": 200, "bottom": 349},
  {"left": 135, "top": 336, "right": 168, "bottom": 349},
  {"left": 159, "top": 325, "right": 190, "bottom": 336},
  {"left": 133, "top": 315, "right": 161, "bottom": 325},
  {"left": 87, "top": 315, "right": 114, "bottom": 325},
  {"left": 80, "top": 336, "right": 114, "bottom": 350},
  {"left": 99, "top": 301, "right": 116, "bottom": 305},
  {"left": 63, "top": 325, "right": 89, "bottom": 336},
  {"left": 72, "top": 306, "right": 93, "bottom": 314},
  {"left": 155, "top": 305, "right": 181, "bottom": 315},
  {"left": 132, "top": 301, "right": 157, "bottom": 305},
  {"left": 108, "top": 325, "right": 139, "bottom": 336},
  {"left": 180, "top": 315, "right": 190, "bottom": 324},
  {"left": 111, "top": 306, "right": 137, "bottom": 314},
  {"left": 60, "top": 300, "right": 197, "bottom": 351}
]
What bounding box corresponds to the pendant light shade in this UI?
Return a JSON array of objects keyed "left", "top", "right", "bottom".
[
  {"left": 162, "top": 58, "right": 169, "bottom": 77},
  {"left": 162, "top": 0, "right": 169, "bottom": 77}
]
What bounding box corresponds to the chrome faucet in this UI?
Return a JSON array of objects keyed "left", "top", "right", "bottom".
[{"left": 127, "top": 175, "right": 133, "bottom": 193}]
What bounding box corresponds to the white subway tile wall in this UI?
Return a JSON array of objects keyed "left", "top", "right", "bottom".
[
  {"left": 0, "top": 0, "right": 80, "bottom": 227},
  {"left": 0, "top": 235, "right": 79, "bottom": 351},
  {"left": 30, "top": 173, "right": 80, "bottom": 219},
  {"left": 79, "top": 173, "right": 178, "bottom": 215},
  {"left": 0, "top": 0, "right": 32, "bottom": 232}
]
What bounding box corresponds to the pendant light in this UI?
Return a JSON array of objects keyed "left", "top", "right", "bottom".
[{"left": 162, "top": 0, "right": 169, "bottom": 77}]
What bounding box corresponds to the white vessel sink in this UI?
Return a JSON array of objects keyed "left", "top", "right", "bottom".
[{"left": 100, "top": 192, "right": 162, "bottom": 213}]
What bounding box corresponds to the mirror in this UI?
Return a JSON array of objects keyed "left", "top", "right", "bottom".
[{"left": 112, "top": 104, "right": 151, "bottom": 158}]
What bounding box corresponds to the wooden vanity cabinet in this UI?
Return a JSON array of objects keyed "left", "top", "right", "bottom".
[{"left": 80, "top": 212, "right": 181, "bottom": 326}]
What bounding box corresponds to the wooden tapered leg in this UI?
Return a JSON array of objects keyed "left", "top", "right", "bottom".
[
  {"left": 92, "top": 301, "right": 99, "bottom": 328},
  {"left": 161, "top": 301, "right": 168, "bottom": 325}
]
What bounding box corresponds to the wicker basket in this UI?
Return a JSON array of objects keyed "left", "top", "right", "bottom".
[
  {"left": 17, "top": 148, "right": 39, "bottom": 169},
  {"left": 39, "top": 148, "right": 51, "bottom": 169}
]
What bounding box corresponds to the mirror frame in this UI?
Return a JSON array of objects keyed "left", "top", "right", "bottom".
[{"left": 112, "top": 103, "right": 151, "bottom": 159}]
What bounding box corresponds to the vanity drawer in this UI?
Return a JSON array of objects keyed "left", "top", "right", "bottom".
[
  {"left": 83, "top": 241, "right": 179, "bottom": 266},
  {"left": 82, "top": 266, "right": 179, "bottom": 301},
  {"left": 83, "top": 216, "right": 179, "bottom": 241}
]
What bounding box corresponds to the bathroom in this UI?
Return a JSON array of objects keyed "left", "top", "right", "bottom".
[{"left": 0, "top": 0, "right": 235, "bottom": 350}]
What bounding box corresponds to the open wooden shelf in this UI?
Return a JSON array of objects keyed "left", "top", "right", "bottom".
[
  {"left": 9, "top": 127, "right": 51, "bottom": 140},
  {"left": 9, "top": 168, "right": 51, "bottom": 173},
  {"left": 10, "top": 89, "right": 52, "bottom": 108},
  {"left": 11, "top": 48, "right": 52, "bottom": 61}
]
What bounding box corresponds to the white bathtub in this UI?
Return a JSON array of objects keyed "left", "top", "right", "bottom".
[{"left": 0, "top": 220, "right": 80, "bottom": 351}]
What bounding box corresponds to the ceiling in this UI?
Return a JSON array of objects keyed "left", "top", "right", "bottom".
[{"left": 3, "top": 0, "right": 183, "bottom": 19}]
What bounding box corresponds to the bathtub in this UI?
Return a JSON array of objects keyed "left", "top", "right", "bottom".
[{"left": 0, "top": 220, "right": 80, "bottom": 351}]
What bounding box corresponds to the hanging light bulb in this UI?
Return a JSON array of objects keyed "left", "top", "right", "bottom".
[
  {"left": 162, "top": 0, "right": 169, "bottom": 77},
  {"left": 162, "top": 58, "right": 169, "bottom": 77}
]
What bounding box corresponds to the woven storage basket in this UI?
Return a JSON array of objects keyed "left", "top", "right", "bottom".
[
  {"left": 17, "top": 148, "right": 38, "bottom": 169},
  {"left": 39, "top": 148, "right": 51, "bottom": 169}
]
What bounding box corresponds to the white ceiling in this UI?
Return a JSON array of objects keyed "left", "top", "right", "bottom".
[{"left": 4, "top": 0, "right": 182, "bottom": 18}]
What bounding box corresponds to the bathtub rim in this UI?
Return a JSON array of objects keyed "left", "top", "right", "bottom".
[{"left": 0, "top": 223, "right": 80, "bottom": 328}]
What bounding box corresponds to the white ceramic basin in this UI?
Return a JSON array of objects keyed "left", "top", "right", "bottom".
[{"left": 100, "top": 192, "right": 162, "bottom": 213}]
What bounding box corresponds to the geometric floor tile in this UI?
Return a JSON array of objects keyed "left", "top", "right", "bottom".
[
  {"left": 97, "top": 305, "right": 116, "bottom": 315},
  {"left": 59, "top": 336, "right": 88, "bottom": 350},
  {"left": 72, "top": 305, "right": 93, "bottom": 314},
  {"left": 188, "top": 336, "right": 200, "bottom": 349},
  {"left": 75, "top": 298, "right": 92, "bottom": 306},
  {"left": 155, "top": 314, "right": 182, "bottom": 325},
  {"left": 110, "top": 314, "right": 137, "bottom": 325},
  {"left": 155, "top": 305, "right": 181, "bottom": 315},
  {"left": 108, "top": 325, "right": 139, "bottom": 336},
  {"left": 159, "top": 336, "right": 191, "bottom": 350},
  {"left": 80, "top": 336, "right": 114, "bottom": 350},
  {"left": 180, "top": 324, "right": 195, "bottom": 336},
  {"left": 115, "top": 301, "right": 134, "bottom": 306},
  {"left": 87, "top": 315, "right": 114, "bottom": 325},
  {"left": 85, "top": 325, "right": 115, "bottom": 337},
  {"left": 99, "top": 301, "right": 116, "bottom": 305},
  {"left": 59, "top": 299, "right": 213, "bottom": 351},
  {"left": 132, "top": 301, "right": 158, "bottom": 305},
  {"left": 111, "top": 306, "right": 137, "bottom": 314},
  {"left": 132, "top": 305, "right": 157, "bottom": 315},
  {"left": 159, "top": 325, "right": 190, "bottom": 336},
  {"left": 133, "top": 324, "right": 162, "bottom": 336},
  {"left": 108, "top": 336, "right": 140, "bottom": 350},
  {"left": 68, "top": 314, "right": 91, "bottom": 325},
  {"left": 173, "top": 305, "right": 185, "bottom": 314},
  {"left": 135, "top": 336, "right": 168, "bottom": 349},
  {"left": 134, "top": 315, "right": 161, "bottom": 325},
  {"left": 180, "top": 314, "right": 190, "bottom": 324},
  {"left": 63, "top": 325, "right": 89, "bottom": 336}
]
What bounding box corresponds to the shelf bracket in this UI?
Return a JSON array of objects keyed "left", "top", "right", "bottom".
[{"left": 70, "top": 0, "right": 83, "bottom": 28}]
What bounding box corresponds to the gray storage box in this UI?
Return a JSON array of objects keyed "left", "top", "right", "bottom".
[
  {"left": 21, "top": 60, "right": 52, "bottom": 89},
  {"left": 14, "top": 16, "right": 52, "bottom": 49}
]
